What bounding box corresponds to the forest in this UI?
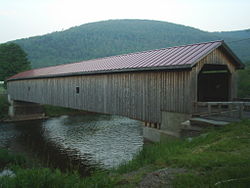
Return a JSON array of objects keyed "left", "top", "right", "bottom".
[
  {"left": 10, "top": 20, "right": 250, "bottom": 68},
  {"left": 238, "top": 63, "right": 250, "bottom": 98}
]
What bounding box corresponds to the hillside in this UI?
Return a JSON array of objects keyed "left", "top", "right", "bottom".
[
  {"left": 11, "top": 20, "right": 250, "bottom": 68},
  {"left": 214, "top": 29, "right": 250, "bottom": 39},
  {"left": 214, "top": 29, "right": 250, "bottom": 65}
]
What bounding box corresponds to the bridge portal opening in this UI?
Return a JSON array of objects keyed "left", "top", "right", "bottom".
[{"left": 198, "top": 64, "right": 231, "bottom": 102}]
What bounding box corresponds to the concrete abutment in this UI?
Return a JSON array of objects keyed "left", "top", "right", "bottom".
[
  {"left": 8, "top": 95, "right": 45, "bottom": 121},
  {"left": 143, "top": 111, "right": 191, "bottom": 142}
]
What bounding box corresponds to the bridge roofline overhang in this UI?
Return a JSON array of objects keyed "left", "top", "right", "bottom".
[
  {"left": 6, "top": 40, "right": 244, "bottom": 82},
  {"left": 7, "top": 64, "right": 192, "bottom": 81}
]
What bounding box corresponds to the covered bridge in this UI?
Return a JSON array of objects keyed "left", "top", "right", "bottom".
[{"left": 7, "top": 40, "right": 244, "bottom": 140}]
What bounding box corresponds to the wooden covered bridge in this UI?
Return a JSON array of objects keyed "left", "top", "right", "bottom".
[{"left": 7, "top": 40, "right": 247, "bottom": 141}]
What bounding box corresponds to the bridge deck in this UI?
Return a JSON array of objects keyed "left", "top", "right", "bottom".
[{"left": 193, "top": 101, "right": 250, "bottom": 123}]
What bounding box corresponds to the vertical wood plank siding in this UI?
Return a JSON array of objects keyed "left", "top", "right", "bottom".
[
  {"left": 7, "top": 70, "right": 191, "bottom": 123},
  {"left": 7, "top": 48, "right": 238, "bottom": 123}
]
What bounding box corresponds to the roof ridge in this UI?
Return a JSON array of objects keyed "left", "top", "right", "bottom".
[
  {"left": 75, "top": 40, "right": 224, "bottom": 64},
  {"left": 22, "top": 40, "right": 224, "bottom": 71}
]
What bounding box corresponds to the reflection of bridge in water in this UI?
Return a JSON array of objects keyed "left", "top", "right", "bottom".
[{"left": 6, "top": 41, "right": 248, "bottom": 142}]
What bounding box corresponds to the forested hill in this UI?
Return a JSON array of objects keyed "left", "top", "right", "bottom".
[
  {"left": 214, "top": 29, "right": 250, "bottom": 65},
  {"left": 11, "top": 20, "right": 250, "bottom": 68}
]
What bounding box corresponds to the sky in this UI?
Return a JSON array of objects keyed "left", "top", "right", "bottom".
[{"left": 1, "top": 0, "right": 250, "bottom": 43}]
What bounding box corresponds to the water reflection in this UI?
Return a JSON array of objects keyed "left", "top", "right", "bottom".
[
  {"left": 0, "top": 123, "right": 20, "bottom": 148},
  {"left": 43, "top": 115, "right": 144, "bottom": 168},
  {"left": 0, "top": 114, "right": 144, "bottom": 174}
]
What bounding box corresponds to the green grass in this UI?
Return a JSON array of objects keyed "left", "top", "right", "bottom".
[
  {"left": 0, "top": 94, "right": 8, "bottom": 119},
  {"left": 0, "top": 147, "right": 115, "bottom": 188},
  {"left": 0, "top": 85, "right": 6, "bottom": 93},
  {"left": 1, "top": 120, "right": 250, "bottom": 187},
  {"left": 0, "top": 149, "right": 27, "bottom": 169},
  {"left": 43, "top": 105, "right": 83, "bottom": 117},
  {"left": 114, "top": 120, "right": 250, "bottom": 187}
]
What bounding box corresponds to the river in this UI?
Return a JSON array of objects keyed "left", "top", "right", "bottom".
[{"left": 0, "top": 114, "right": 144, "bottom": 175}]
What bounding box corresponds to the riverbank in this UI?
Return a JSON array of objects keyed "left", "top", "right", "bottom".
[
  {"left": 43, "top": 104, "right": 91, "bottom": 117},
  {"left": 1, "top": 120, "right": 250, "bottom": 187},
  {"left": 0, "top": 94, "right": 8, "bottom": 120},
  {"left": 0, "top": 95, "right": 88, "bottom": 121}
]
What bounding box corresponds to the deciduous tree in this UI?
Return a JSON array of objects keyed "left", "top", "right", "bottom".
[{"left": 0, "top": 43, "right": 31, "bottom": 82}]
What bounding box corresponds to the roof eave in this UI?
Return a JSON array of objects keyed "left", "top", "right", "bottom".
[
  {"left": 221, "top": 42, "right": 245, "bottom": 69},
  {"left": 7, "top": 65, "right": 192, "bottom": 81},
  {"left": 190, "top": 41, "right": 245, "bottom": 69}
]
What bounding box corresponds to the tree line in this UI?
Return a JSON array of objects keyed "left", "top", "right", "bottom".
[{"left": 12, "top": 20, "right": 250, "bottom": 69}]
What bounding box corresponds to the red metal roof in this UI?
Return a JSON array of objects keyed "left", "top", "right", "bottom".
[{"left": 7, "top": 40, "right": 243, "bottom": 81}]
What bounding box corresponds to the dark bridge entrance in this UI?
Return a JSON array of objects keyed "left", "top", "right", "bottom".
[{"left": 198, "top": 64, "right": 231, "bottom": 102}]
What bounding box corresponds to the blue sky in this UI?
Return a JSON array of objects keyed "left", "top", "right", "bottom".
[{"left": 1, "top": 0, "right": 250, "bottom": 43}]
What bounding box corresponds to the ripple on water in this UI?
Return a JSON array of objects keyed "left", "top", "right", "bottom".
[
  {"left": 42, "top": 114, "right": 144, "bottom": 169},
  {"left": 0, "top": 123, "right": 19, "bottom": 148}
]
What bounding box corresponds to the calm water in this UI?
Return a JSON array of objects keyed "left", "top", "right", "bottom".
[{"left": 0, "top": 114, "right": 144, "bottom": 174}]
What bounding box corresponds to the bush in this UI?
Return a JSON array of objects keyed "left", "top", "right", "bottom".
[{"left": 0, "top": 148, "right": 27, "bottom": 169}]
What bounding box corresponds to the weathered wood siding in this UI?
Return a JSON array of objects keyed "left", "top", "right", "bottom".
[
  {"left": 7, "top": 48, "right": 239, "bottom": 123},
  {"left": 7, "top": 70, "right": 191, "bottom": 123},
  {"left": 190, "top": 47, "right": 238, "bottom": 110}
]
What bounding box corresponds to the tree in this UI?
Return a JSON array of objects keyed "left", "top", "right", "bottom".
[
  {"left": 238, "top": 63, "right": 250, "bottom": 98},
  {"left": 0, "top": 43, "right": 31, "bottom": 82}
]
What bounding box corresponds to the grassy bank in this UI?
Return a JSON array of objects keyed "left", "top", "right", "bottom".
[
  {"left": 1, "top": 120, "right": 250, "bottom": 187},
  {"left": 112, "top": 120, "right": 250, "bottom": 187},
  {"left": 0, "top": 86, "right": 5, "bottom": 93},
  {"left": 0, "top": 94, "right": 8, "bottom": 119},
  {"left": 43, "top": 105, "right": 83, "bottom": 117},
  {"left": 0, "top": 147, "right": 113, "bottom": 187}
]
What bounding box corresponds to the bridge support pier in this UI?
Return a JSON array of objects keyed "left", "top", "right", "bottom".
[
  {"left": 143, "top": 111, "right": 191, "bottom": 142},
  {"left": 161, "top": 111, "right": 191, "bottom": 137},
  {"left": 8, "top": 95, "right": 45, "bottom": 121}
]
